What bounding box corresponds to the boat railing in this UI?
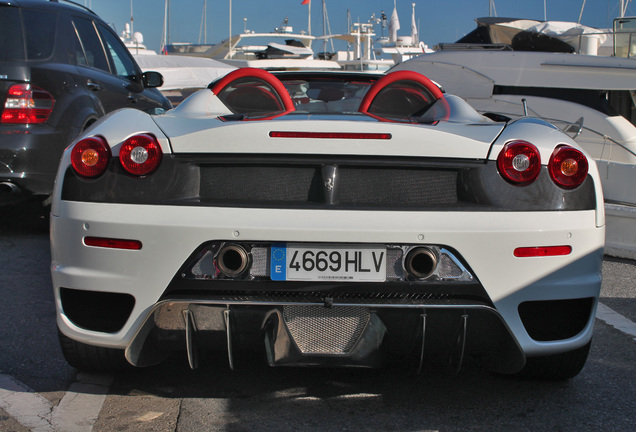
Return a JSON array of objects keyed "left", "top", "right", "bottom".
[
  {"left": 566, "top": 28, "right": 636, "bottom": 57},
  {"left": 437, "top": 43, "right": 513, "bottom": 51}
]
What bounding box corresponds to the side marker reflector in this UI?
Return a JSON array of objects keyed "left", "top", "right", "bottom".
[
  {"left": 514, "top": 246, "right": 572, "bottom": 257},
  {"left": 84, "top": 237, "right": 142, "bottom": 250}
]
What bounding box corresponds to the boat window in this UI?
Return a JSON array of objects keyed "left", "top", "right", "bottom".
[
  {"left": 494, "top": 85, "right": 615, "bottom": 116},
  {"left": 494, "top": 85, "right": 636, "bottom": 128},
  {"left": 608, "top": 90, "right": 636, "bottom": 125}
]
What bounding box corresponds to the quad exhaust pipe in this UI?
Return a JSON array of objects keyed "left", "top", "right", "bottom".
[
  {"left": 405, "top": 247, "right": 438, "bottom": 279},
  {"left": 216, "top": 244, "right": 250, "bottom": 277}
]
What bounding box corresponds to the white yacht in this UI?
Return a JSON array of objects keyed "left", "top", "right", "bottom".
[
  {"left": 323, "top": 4, "right": 431, "bottom": 72},
  {"left": 392, "top": 17, "right": 636, "bottom": 259},
  {"left": 133, "top": 55, "right": 235, "bottom": 106},
  {"left": 323, "top": 21, "right": 395, "bottom": 72},
  {"left": 120, "top": 23, "right": 157, "bottom": 55},
  {"left": 324, "top": 23, "right": 430, "bottom": 72},
  {"left": 166, "top": 18, "right": 340, "bottom": 71}
]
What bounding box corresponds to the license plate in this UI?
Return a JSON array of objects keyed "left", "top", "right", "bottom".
[{"left": 270, "top": 243, "right": 387, "bottom": 282}]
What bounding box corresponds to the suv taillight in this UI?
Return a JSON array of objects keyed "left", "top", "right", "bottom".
[{"left": 1, "top": 84, "right": 55, "bottom": 124}]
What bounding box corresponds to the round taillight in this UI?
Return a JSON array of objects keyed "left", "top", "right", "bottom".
[
  {"left": 549, "top": 145, "right": 588, "bottom": 189},
  {"left": 497, "top": 140, "right": 541, "bottom": 186},
  {"left": 70, "top": 136, "right": 111, "bottom": 178},
  {"left": 119, "top": 133, "right": 162, "bottom": 176}
]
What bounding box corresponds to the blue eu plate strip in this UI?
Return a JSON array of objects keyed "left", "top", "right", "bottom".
[{"left": 270, "top": 243, "right": 287, "bottom": 281}]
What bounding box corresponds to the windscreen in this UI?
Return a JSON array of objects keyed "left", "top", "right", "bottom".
[{"left": 279, "top": 78, "right": 373, "bottom": 114}]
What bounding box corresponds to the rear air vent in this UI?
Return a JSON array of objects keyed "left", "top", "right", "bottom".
[
  {"left": 60, "top": 288, "right": 135, "bottom": 333},
  {"left": 199, "top": 164, "right": 458, "bottom": 208}
]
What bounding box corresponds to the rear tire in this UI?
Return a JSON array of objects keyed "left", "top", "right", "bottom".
[
  {"left": 58, "top": 330, "right": 129, "bottom": 372},
  {"left": 517, "top": 341, "right": 591, "bottom": 380}
]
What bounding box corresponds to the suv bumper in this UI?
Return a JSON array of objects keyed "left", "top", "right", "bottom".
[{"left": 0, "top": 124, "right": 74, "bottom": 204}]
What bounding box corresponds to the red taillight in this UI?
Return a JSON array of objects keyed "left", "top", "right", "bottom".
[
  {"left": 548, "top": 145, "right": 589, "bottom": 190},
  {"left": 1, "top": 84, "right": 55, "bottom": 124},
  {"left": 84, "top": 236, "right": 142, "bottom": 250},
  {"left": 71, "top": 136, "right": 112, "bottom": 178},
  {"left": 497, "top": 140, "right": 541, "bottom": 186},
  {"left": 119, "top": 133, "right": 162, "bottom": 176},
  {"left": 514, "top": 246, "right": 572, "bottom": 257}
]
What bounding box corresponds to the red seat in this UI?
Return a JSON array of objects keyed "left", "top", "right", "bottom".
[
  {"left": 210, "top": 68, "right": 295, "bottom": 119},
  {"left": 359, "top": 70, "right": 445, "bottom": 122}
]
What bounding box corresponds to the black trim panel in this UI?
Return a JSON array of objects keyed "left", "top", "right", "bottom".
[{"left": 60, "top": 154, "right": 596, "bottom": 211}]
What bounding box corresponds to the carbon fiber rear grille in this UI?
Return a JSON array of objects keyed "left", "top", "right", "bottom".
[
  {"left": 162, "top": 290, "right": 491, "bottom": 306},
  {"left": 199, "top": 164, "right": 458, "bottom": 208},
  {"left": 200, "top": 165, "right": 317, "bottom": 203},
  {"left": 338, "top": 167, "right": 457, "bottom": 207}
]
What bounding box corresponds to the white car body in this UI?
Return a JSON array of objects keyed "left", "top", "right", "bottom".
[{"left": 51, "top": 69, "right": 605, "bottom": 379}]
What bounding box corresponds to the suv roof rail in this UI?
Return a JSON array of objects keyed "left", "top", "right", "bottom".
[{"left": 47, "top": 0, "right": 97, "bottom": 16}]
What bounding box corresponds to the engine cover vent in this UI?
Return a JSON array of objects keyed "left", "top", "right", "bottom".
[{"left": 283, "top": 306, "right": 369, "bottom": 355}]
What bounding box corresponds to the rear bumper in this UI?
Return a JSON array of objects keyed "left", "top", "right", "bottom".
[
  {"left": 51, "top": 202, "right": 605, "bottom": 371},
  {"left": 125, "top": 300, "right": 526, "bottom": 374}
]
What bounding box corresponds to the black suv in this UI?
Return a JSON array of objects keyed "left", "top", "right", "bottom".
[{"left": 0, "top": 0, "right": 171, "bottom": 207}]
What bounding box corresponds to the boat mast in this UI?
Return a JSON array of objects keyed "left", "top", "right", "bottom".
[
  {"left": 321, "top": 0, "right": 334, "bottom": 54},
  {"left": 322, "top": 0, "right": 325, "bottom": 52},
  {"left": 308, "top": 0, "right": 312, "bottom": 35},
  {"left": 229, "top": 0, "right": 233, "bottom": 58},
  {"left": 160, "top": 0, "right": 170, "bottom": 53},
  {"left": 130, "top": 0, "right": 133, "bottom": 36},
  {"left": 411, "top": 2, "right": 418, "bottom": 44},
  {"left": 199, "top": 0, "right": 207, "bottom": 44},
  {"left": 620, "top": 0, "right": 633, "bottom": 17},
  {"left": 578, "top": 0, "right": 586, "bottom": 23}
]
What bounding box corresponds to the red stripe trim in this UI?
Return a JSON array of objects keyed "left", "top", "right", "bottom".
[{"left": 269, "top": 131, "right": 392, "bottom": 139}]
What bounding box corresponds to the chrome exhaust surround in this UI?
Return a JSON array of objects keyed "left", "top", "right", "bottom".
[
  {"left": 404, "top": 247, "right": 438, "bottom": 279},
  {"left": 183, "top": 242, "right": 473, "bottom": 282},
  {"left": 216, "top": 244, "right": 250, "bottom": 277}
]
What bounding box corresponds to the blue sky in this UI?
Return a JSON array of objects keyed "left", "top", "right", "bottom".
[{"left": 86, "top": 0, "right": 634, "bottom": 52}]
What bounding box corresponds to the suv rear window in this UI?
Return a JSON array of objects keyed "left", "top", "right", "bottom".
[
  {"left": 0, "top": 7, "right": 25, "bottom": 60},
  {"left": 0, "top": 7, "right": 57, "bottom": 61}
]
